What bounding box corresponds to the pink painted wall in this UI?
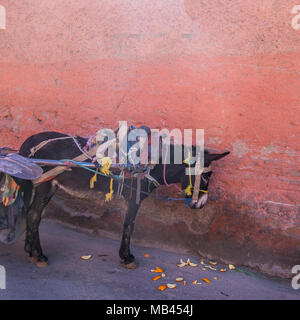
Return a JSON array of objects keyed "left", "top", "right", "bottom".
[{"left": 0, "top": 0, "right": 299, "bottom": 275}]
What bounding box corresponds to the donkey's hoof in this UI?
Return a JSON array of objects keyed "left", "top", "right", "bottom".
[
  {"left": 35, "top": 260, "right": 48, "bottom": 268},
  {"left": 121, "top": 260, "right": 137, "bottom": 269},
  {"left": 28, "top": 256, "right": 48, "bottom": 268}
]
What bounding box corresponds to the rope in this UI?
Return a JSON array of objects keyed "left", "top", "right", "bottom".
[{"left": 70, "top": 136, "right": 94, "bottom": 161}]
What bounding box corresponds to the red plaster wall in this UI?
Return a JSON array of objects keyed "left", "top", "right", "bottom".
[{"left": 0, "top": 0, "right": 299, "bottom": 276}]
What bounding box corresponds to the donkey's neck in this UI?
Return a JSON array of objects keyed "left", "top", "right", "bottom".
[{"left": 149, "top": 163, "right": 183, "bottom": 187}]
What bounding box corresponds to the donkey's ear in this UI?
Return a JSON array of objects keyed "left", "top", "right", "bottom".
[{"left": 207, "top": 151, "right": 230, "bottom": 162}]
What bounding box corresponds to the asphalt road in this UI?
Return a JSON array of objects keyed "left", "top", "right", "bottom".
[{"left": 0, "top": 221, "right": 299, "bottom": 300}]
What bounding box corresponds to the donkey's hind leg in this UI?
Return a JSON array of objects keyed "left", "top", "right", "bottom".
[
  {"left": 119, "top": 200, "right": 139, "bottom": 269},
  {"left": 25, "top": 181, "right": 56, "bottom": 267}
]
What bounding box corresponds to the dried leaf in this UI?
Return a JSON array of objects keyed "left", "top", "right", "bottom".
[
  {"left": 167, "top": 283, "right": 177, "bottom": 289},
  {"left": 213, "top": 277, "right": 218, "bottom": 280},
  {"left": 202, "top": 278, "right": 210, "bottom": 284},
  {"left": 192, "top": 280, "right": 198, "bottom": 285},
  {"left": 209, "top": 261, "right": 217, "bottom": 265},
  {"left": 81, "top": 255, "right": 92, "bottom": 260},
  {"left": 200, "top": 260, "right": 205, "bottom": 265},
  {"left": 220, "top": 269, "right": 226, "bottom": 272},
  {"left": 176, "top": 277, "right": 184, "bottom": 282},
  {"left": 202, "top": 268, "right": 207, "bottom": 271},
  {"left": 228, "top": 264, "right": 235, "bottom": 270},
  {"left": 153, "top": 276, "right": 161, "bottom": 281},
  {"left": 183, "top": 281, "right": 187, "bottom": 286},
  {"left": 161, "top": 273, "right": 166, "bottom": 278},
  {"left": 158, "top": 285, "right": 167, "bottom": 291}
]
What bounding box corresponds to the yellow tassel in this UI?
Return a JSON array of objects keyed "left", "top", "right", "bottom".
[
  {"left": 183, "top": 151, "right": 193, "bottom": 196},
  {"left": 90, "top": 170, "right": 98, "bottom": 189},
  {"left": 105, "top": 178, "right": 114, "bottom": 202},
  {"left": 183, "top": 151, "right": 192, "bottom": 165},
  {"left": 185, "top": 184, "right": 192, "bottom": 196},
  {"left": 100, "top": 157, "right": 112, "bottom": 175},
  {"left": 98, "top": 157, "right": 114, "bottom": 201}
]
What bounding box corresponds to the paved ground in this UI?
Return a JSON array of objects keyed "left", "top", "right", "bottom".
[{"left": 0, "top": 221, "right": 299, "bottom": 300}]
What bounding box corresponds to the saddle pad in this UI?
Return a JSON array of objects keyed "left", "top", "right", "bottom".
[{"left": 0, "top": 153, "right": 43, "bottom": 180}]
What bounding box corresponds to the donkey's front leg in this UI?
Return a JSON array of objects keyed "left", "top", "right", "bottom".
[
  {"left": 25, "top": 182, "right": 55, "bottom": 267},
  {"left": 119, "top": 200, "right": 139, "bottom": 269}
]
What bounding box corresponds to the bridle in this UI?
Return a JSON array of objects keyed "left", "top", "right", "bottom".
[
  {"left": 183, "top": 153, "right": 212, "bottom": 202},
  {"left": 162, "top": 147, "right": 212, "bottom": 201},
  {"left": 191, "top": 161, "right": 212, "bottom": 202}
]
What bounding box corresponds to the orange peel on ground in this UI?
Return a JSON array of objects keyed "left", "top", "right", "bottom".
[
  {"left": 153, "top": 276, "right": 161, "bottom": 281},
  {"left": 151, "top": 267, "right": 164, "bottom": 273},
  {"left": 202, "top": 278, "right": 211, "bottom": 283},
  {"left": 177, "top": 258, "right": 198, "bottom": 267},
  {"left": 187, "top": 258, "right": 198, "bottom": 267},
  {"left": 80, "top": 255, "right": 92, "bottom": 260},
  {"left": 177, "top": 258, "right": 186, "bottom": 268},
  {"left": 177, "top": 263, "right": 186, "bottom": 268},
  {"left": 144, "top": 254, "right": 150, "bottom": 258},
  {"left": 158, "top": 285, "right": 167, "bottom": 291},
  {"left": 206, "top": 265, "right": 217, "bottom": 271},
  {"left": 176, "top": 277, "right": 184, "bottom": 282}
]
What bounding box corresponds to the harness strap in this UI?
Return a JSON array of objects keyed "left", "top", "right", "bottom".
[
  {"left": 117, "top": 170, "right": 125, "bottom": 198},
  {"left": 144, "top": 173, "right": 160, "bottom": 188},
  {"left": 136, "top": 172, "right": 146, "bottom": 205},
  {"left": 192, "top": 156, "right": 203, "bottom": 201},
  {"left": 29, "top": 136, "right": 73, "bottom": 157}
]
